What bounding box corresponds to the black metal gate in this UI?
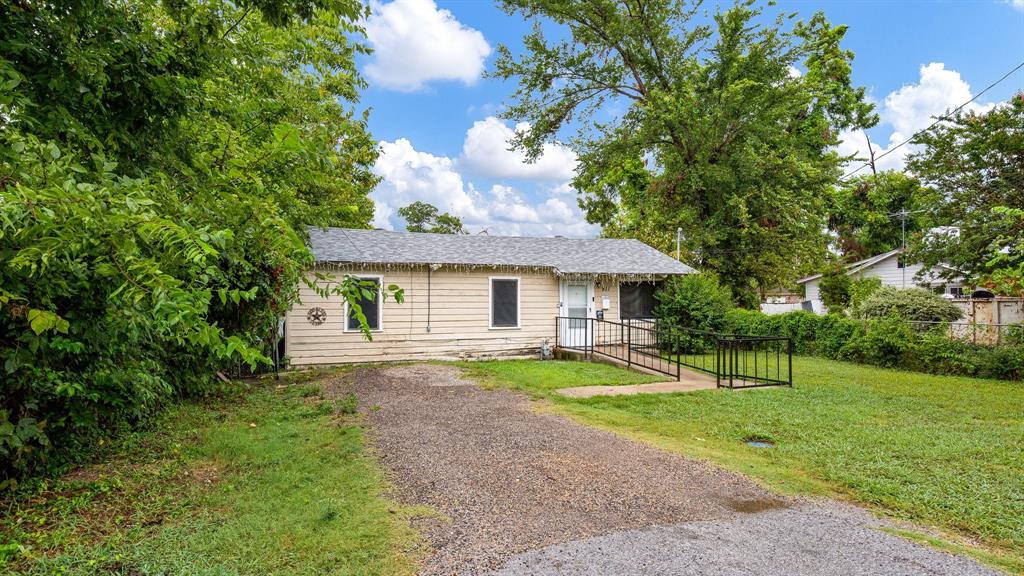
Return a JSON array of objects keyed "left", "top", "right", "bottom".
[{"left": 555, "top": 316, "right": 792, "bottom": 389}]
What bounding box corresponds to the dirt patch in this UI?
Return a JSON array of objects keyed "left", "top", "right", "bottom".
[
  {"left": 182, "top": 463, "right": 220, "bottom": 486},
  {"left": 723, "top": 496, "right": 788, "bottom": 514},
  {"left": 349, "top": 364, "right": 791, "bottom": 575},
  {"left": 62, "top": 465, "right": 105, "bottom": 484}
]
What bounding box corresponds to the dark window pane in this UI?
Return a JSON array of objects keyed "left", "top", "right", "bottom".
[
  {"left": 619, "top": 282, "right": 659, "bottom": 319},
  {"left": 492, "top": 279, "right": 518, "bottom": 327},
  {"left": 347, "top": 278, "right": 380, "bottom": 330}
]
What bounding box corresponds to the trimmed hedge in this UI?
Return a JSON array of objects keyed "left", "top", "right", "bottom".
[{"left": 724, "top": 309, "right": 1024, "bottom": 381}]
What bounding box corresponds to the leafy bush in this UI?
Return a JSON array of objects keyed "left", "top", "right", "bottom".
[
  {"left": 858, "top": 286, "right": 962, "bottom": 323},
  {"left": 818, "top": 265, "right": 852, "bottom": 312},
  {"left": 840, "top": 317, "right": 914, "bottom": 367},
  {"left": 656, "top": 274, "right": 733, "bottom": 333},
  {"left": 656, "top": 275, "right": 734, "bottom": 353},
  {"left": 814, "top": 314, "right": 863, "bottom": 358},
  {"left": 848, "top": 277, "right": 883, "bottom": 317},
  {"left": 724, "top": 308, "right": 1021, "bottom": 380}
]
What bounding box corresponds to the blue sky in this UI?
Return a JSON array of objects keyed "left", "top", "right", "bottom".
[{"left": 356, "top": 0, "right": 1024, "bottom": 236}]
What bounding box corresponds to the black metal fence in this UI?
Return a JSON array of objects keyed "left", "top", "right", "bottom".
[{"left": 555, "top": 316, "right": 792, "bottom": 389}]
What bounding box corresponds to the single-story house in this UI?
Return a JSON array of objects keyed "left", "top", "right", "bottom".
[
  {"left": 797, "top": 247, "right": 964, "bottom": 314},
  {"left": 284, "top": 228, "right": 695, "bottom": 366}
]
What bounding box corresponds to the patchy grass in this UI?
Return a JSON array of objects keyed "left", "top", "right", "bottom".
[
  {"left": 468, "top": 357, "right": 1024, "bottom": 573},
  {"left": 0, "top": 369, "right": 423, "bottom": 575}
]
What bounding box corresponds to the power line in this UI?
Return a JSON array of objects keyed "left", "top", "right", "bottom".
[{"left": 840, "top": 59, "right": 1024, "bottom": 182}]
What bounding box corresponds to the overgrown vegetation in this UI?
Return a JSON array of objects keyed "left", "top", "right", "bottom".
[
  {"left": 725, "top": 309, "right": 1023, "bottom": 379},
  {"left": 0, "top": 373, "right": 422, "bottom": 575},
  {"left": 473, "top": 359, "right": 1024, "bottom": 573},
  {"left": 907, "top": 95, "right": 1024, "bottom": 296},
  {"left": 0, "top": 0, "right": 396, "bottom": 485}
]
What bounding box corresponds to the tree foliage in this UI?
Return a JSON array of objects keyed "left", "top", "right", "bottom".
[
  {"left": 828, "top": 171, "right": 937, "bottom": 261},
  {"left": 493, "top": 0, "right": 876, "bottom": 305},
  {"left": 398, "top": 201, "right": 467, "bottom": 234},
  {"left": 818, "top": 264, "right": 852, "bottom": 312},
  {"left": 906, "top": 95, "right": 1024, "bottom": 295},
  {"left": 0, "top": 0, "right": 390, "bottom": 484}
]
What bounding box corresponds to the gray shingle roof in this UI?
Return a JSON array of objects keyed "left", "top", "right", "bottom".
[{"left": 308, "top": 227, "right": 696, "bottom": 276}]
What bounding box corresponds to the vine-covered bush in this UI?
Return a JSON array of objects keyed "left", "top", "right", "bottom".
[
  {"left": 840, "top": 317, "right": 914, "bottom": 367},
  {"left": 848, "top": 277, "right": 883, "bottom": 317},
  {"left": 858, "top": 286, "right": 962, "bottom": 322},
  {"left": 725, "top": 309, "right": 1023, "bottom": 380}
]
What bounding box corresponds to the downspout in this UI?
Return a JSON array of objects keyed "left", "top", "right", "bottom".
[{"left": 427, "top": 265, "right": 432, "bottom": 332}]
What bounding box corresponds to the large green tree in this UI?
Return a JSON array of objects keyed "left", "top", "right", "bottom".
[
  {"left": 398, "top": 201, "right": 468, "bottom": 234},
  {"left": 906, "top": 95, "right": 1024, "bottom": 296},
  {"left": 0, "top": 0, "right": 393, "bottom": 483},
  {"left": 828, "top": 171, "right": 938, "bottom": 261},
  {"left": 493, "top": 0, "right": 876, "bottom": 305}
]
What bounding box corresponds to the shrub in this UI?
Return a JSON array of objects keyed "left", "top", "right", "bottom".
[
  {"left": 840, "top": 317, "right": 914, "bottom": 367},
  {"left": 705, "top": 295, "right": 1021, "bottom": 380},
  {"left": 656, "top": 275, "right": 734, "bottom": 353},
  {"left": 859, "top": 286, "right": 963, "bottom": 323},
  {"left": 818, "top": 265, "right": 852, "bottom": 312},
  {"left": 724, "top": 308, "right": 772, "bottom": 335},
  {"left": 656, "top": 274, "right": 733, "bottom": 333},
  {"left": 909, "top": 330, "right": 980, "bottom": 376},
  {"left": 815, "top": 314, "right": 863, "bottom": 359},
  {"left": 848, "top": 277, "right": 883, "bottom": 317}
]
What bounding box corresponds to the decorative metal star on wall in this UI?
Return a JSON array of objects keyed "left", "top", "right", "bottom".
[{"left": 306, "top": 306, "right": 327, "bottom": 326}]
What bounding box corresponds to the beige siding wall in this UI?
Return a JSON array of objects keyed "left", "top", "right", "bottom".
[{"left": 286, "top": 266, "right": 568, "bottom": 365}]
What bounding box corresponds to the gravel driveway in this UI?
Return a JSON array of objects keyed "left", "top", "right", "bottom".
[{"left": 342, "top": 364, "right": 997, "bottom": 576}]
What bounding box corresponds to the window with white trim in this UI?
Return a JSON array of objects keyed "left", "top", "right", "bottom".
[
  {"left": 490, "top": 277, "right": 519, "bottom": 328},
  {"left": 346, "top": 277, "right": 382, "bottom": 331}
]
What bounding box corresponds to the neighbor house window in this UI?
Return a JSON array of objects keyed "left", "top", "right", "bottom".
[
  {"left": 490, "top": 277, "right": 519, "bottom": 328},
  {"left": 346, "top": 276, "right": 382, "bottom": 331},
  {"left": 619, "top": 281, "right": 660, "bottom": 319}
]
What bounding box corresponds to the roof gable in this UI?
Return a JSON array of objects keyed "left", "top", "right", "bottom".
[
  {"left": 308, "top": 227, "right": 696, "bottom": 276},
  {"left": 797, "top": 248, "right": 904, "bottom": 284}
]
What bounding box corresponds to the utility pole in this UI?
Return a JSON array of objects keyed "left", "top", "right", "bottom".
[
  {"left": 892, "top": 208, "right": 913, "bottom": 288},
  {"left": 676, "top": 227, "right": 682, "bottom": 261}
]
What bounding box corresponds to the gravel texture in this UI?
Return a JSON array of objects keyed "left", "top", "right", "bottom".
[
  {"left": 343, "top": 364, "right": 996, "bottom": 576},
  {"left": 491, "top": 503, "right": 999, "bottom": 576},
  {"left": 348, "top": 364, "right": 786, "bottom": 575}
]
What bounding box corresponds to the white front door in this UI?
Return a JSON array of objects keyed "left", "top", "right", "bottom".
[{"left": 560, "top": 280, "right": 594, "bottom": 348}]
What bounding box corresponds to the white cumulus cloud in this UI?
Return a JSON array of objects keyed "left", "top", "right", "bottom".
[
  {"left": 363, "top": 0, "right": 491, "bottom": 92},
  {"left": 371, "top": 139, "right": 598, "bottom": 237},
  {"left": 461, "top": 116, "right": 579, "bottom": 181},
  {"left": 370, "top": 138, "right": 487, "bottom": 229},
  {"left": 840, "top": 62, "right": 996, "bottom": 174},
  {"left": 1009, "top": 0, "right": 1024, "bottom": 11}
]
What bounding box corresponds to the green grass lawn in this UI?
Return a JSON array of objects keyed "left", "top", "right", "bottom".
[
  {"left": 464, "top": 357, "right": 1024, "bottom": 573},
  {"left": 0, "top": 370, "right": 422, "bottom": 576}
]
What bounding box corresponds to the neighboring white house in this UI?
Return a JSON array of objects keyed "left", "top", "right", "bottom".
[{"left": 797, "top": 248, "right": 964, "bottom": 315}]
